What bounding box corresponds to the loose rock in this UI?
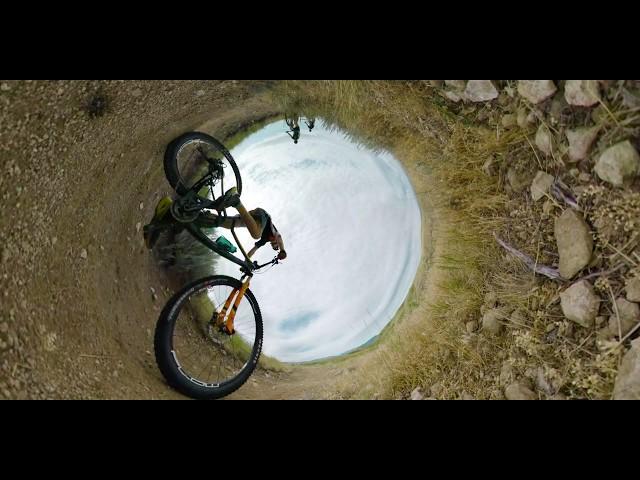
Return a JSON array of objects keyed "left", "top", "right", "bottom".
[
  {"left": 517, "top": 80, "right": 557, "bottom": 104},
  {"left": 410, "top": 387, "right": 424, "bottom": 400},
  {"left": 621, "top": 87, "right": 640, "bottom": 109},
  {"left": 578, "top": 172, "right": 592, "bottom": 183},
  {"left": 430, "top": 383, "right": 443, "bottom": 397},
  {"left": 444, "top": 80, "right": 466, "bottom": 91},
  {"left": 564, "top": 80, "right": 601, "bottom": 107},
  {"left": 626, "top": 277, "right": 640, "bottom": 302},
  {"left": 505, "top": 381, "right": 536, "bottom": 400},
  {"left": 554, "top": 209, "right": 593, "bottom": 279},
  {"left": 463, "top": 80, "right": 498, "bottom": 102},
  {"left": 535, "top": 367, "right": 563, "bottom": 395},
  {"left": 594, "top": 140, "right": 640, "bottom": 187},
  {"left": 608, "top": 297, "right": 640, "bottom": 338},
  {"left": 549, "top": 93, "right": 568, "bottom": 122},
  {"left": 613, "top": 338, "right": 640, "bottom": 400},
  {"left": 482, "top": 309, "right": 504, "bottom": 335},
  {"left": 542, "top": 199, "right": 555, "bottom": 216},
  {"left": 531, "top": 170, "right": 554, "bottom": 201},
  {"left": 516, "top": 108, "right": 530, "bottom": 128},
  {"left": 535, "top": 124, "right": 554, "bottom": 155},
  {"left": 507, "top": 167, "right": 533, "bottom": 193},
  {"left": 560, "top": 280, "right": 600, "bottom": 327},
  {"left": 597, "top": 326, "right": 615, "bottom": 342},
  {"left": 444, "top": 91, "right": 462, "bottom": 103},
  {"left": 566, "top": 126, "right": 600, "bottom": 162},
  {"left": 535, "top": 368, "right": 553, "bottom": 395},
  {"left": 501, "top": 114, "right": 517, "bottom": 129}
]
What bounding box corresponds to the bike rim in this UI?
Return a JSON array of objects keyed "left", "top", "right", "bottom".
[
  {"left": 175, "top": 139, "right": 239, "bottom": 198},
  {"left": 170, "top": 283, "right": 259, "bottom": 388}
]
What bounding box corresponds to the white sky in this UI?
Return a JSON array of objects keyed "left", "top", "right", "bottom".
[{"left": 213, "top": 119, "right": 421, "bottom": 362}]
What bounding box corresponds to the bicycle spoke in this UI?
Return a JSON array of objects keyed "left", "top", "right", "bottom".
[
  {"left": 167, "top": 281, "right": 259, "bottom": 390},
  {"left": 216, "top": 352, "right": 223, "bottom": 383},
  {"left": 205, "top": 353, "right": 216, "bottom": 384},
  {"left": 195, "top": 357, "right": 210, "bottom": 384}
]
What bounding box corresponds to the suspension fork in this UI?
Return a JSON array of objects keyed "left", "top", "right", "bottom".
[{"left": 216, "top": 276, "right": 251, "bottom": 335}]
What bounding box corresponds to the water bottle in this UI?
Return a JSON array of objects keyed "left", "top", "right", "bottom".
[{"left": 215, "top": 235, "right": 237, "bottom": 254}]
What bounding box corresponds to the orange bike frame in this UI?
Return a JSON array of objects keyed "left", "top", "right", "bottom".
[{"left": 216, "top": 277, "right": 251, "bottom": 334}]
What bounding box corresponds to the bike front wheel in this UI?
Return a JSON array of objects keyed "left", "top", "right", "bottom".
[
  {"left": 164, "top": 132, "right": 242, "bottom": 197},
  {"left": 154, "top": 275, "right": 263, "bottom": 399}
]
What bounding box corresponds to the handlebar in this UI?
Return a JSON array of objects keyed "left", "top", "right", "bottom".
[{"left": 253, "top": 256, "right": 279, "bottom": 270}]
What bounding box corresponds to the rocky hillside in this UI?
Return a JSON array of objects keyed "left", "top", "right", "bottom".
[{"left": 425, "top": 80, "right": 640, "bottom": 399}]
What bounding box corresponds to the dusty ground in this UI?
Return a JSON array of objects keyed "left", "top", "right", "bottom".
[
  {"left": 7, "top": 80, "right": 633, "bottom": 401},
  {"left": 0, "top": 80, "right": 445, "bottom": 399},
  {"left": 0, "top": 80, "right": 278, "bottom": 399}
]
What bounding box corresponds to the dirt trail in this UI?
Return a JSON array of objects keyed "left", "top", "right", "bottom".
[{"left": 0, "top": 80, "right": 442, "bottom": 399}]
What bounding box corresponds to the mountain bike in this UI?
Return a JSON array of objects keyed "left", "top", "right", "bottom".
[{"left": 153, "top": 132, "right": 279, "bottom": 400}]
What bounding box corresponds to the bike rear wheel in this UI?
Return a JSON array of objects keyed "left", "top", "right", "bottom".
[
  {"left": 164, "top": 132, "right": 242, "bottom": 197},
  {"left": 154, "top": 275, "right": 263, "bottom": 399}
]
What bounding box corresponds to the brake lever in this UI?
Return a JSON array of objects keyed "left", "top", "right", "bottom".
[
  {"left": 197, "top": 147, "right": 223, "bottom": 174},
  {"left": 209, "top": 159, "right": 225, "bottom": 177},
  {"left": 252, "top": 256, "right": 280, "bottom": 270}
]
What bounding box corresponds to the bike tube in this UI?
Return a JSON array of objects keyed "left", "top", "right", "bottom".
[{"left": 184, "top": 223, "right": 254, "bottom": 272}]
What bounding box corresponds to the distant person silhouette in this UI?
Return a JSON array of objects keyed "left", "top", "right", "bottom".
[
  {"left": 285, "top": 114, "right": 301, "bottom": 144},
  {"left": 304, "top": 118, "right": 316, "bottom": 132}
]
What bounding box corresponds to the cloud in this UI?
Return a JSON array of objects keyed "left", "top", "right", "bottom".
[{"left": 214, "top": 120, "right": 421, "bottom": 362}]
